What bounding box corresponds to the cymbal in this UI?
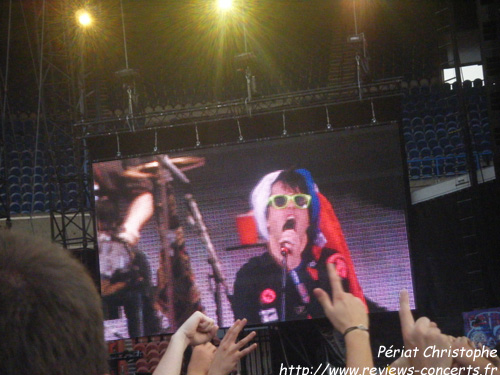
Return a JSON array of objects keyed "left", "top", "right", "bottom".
[{"left": 123, "top": 156, "right": 205, "bottom": 179}]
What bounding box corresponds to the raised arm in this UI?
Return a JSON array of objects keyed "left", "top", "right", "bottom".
[
  {"left": 398, "top": 290, "right": 452, "bottom": 371},
  {"left": 314, "top": 263, "right": 372, "bottom": 369},
  {"left": 154, "top": 311, "right": 218, "bottom": 375},
  {"left": 208, "top": 318, "right": 258, "bottom": 375}
]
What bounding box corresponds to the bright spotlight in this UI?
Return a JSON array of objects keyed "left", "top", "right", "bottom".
[
  {"left": 76, "top": 9, "right": 93, "bottom": 27},
  {"left": 217, "top": 0, "right": 233, "bottom": 11}
]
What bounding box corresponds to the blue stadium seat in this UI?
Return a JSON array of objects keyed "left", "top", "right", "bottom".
[
  {"left": 404, "top": 131, "right": 413, "bottom": 143},
  {"left": 432, "top": 146, "right": 444, "bottom": 158},
  {"left": 481, "top": 121, "right": 490, "bottom": 133},
  {"left": 9, "top": 166, "right": 21, "bottom": 177},
  {"left": 421, "top": 157, "right": 434, "bottom": 179},
  {"left": 408, "top": 159, "right": 421, "bottom": 180},
  {"left": 34, "top": 191, "right": 46, "bottom": 203},
  {"left": 444, "top": 158, "right": 456, "bottom": 176},
  {"left": 66, "top": 165, "right": 77, "bottom": 176},
  {"left": 423, "top": 115, "right": 434, "bottom": 126},
  {"left": 21, "top": 202, "right": 32, "bottom": 214},
  {"left": 21, "top": 149, "right": 32, "bottom": 160},
  {"left": 424, "top": 123, "right": 435, "bottom": 133},
  {"left": 413, "top": 131, "right": 425, "bottom": 142},
  {"left": 444, "top": 144, "right": 455, "bottom": 156},
  {"left": 33, "top": 201, "right": 45, "bottom": 213},
  {"left": 434, "top": 121, "right": 446, "bottom": 131},
  {"left": 22, "top": 192, "right": 33, "bottom": 204},
  {"left": 34, "top": 165, "right": 44, "bottom": 175},
  {"left": 33, "top": 174, "right": 44, "bottom": 184},
  {"left": 408, "top": 149, "right": 420, "bottom": 160},
  {"left": 56, "top": 165, "right": 67, "bottom": 176},
  {"left": 21, "top": 184, "right": 33, "bottom": 194},
  {"left": 416, "top": 139, "right": 428, "bottom": 151},
  {"left": 7, "top": 175, "right": 20, "bottom": 186},
  {"left": 449, "top": 134, "right": 464, "bottom": 149},
  {"left": 436, "top": 128, "right": 447, "bottom": 140},
  {"left": 455, "top": 155, "right": 467, "bottom": 175},
  {"left": 480, "top": 141, "right": 493, "bottom": 165},
  {"left": 411, "top": 117, "right": 424, "bottom": 128},
  {"left": 10, "top": 202, "right": 21, "bottom": 214},
  {"left": 427, "top": 138, "right": 438, "bottom": 150},
  {"left": 8, "top": 150, "right": 19, "bottom": 160},
  {"left": 33, "top": 183, "right": 44, "bottom": 194},
  {"left": 469, "top": 121, "right": 482, "bottom": 135},
  {"left": 10, "top": 192, "right": 22, "bottom": 204},
  {"left": 434, "top": 157, "right": 445, "bottom": 176},
  {"left": 434, "top": 114, "right": 445, "bottom": 125},
  {"left": 21, "top": 165, "right": 33, "bottom": 176},
  {"left": 473, "top": 133, "right": 485, "bottom": 147},
  {"left": 424, "top": 129, "right": 436, "bottom": 141},
  {"left": 420, "top": 147, "right": 432, "bottom": 158}
]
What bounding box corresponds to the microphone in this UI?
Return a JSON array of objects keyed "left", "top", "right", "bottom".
[{"left": 280, "top": 218, "right": 296, "bottom": 256}]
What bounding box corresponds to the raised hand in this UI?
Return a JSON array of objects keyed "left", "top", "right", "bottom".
[
  {"left": 154, "top": 312, "right": 218, "bottom": 375},
  {"left": 313, "top": 263, "right": 372, "bottom": 369},
  {"left": 208, "top": 319, "right": 258, "bottom": 375},
  {"left": 398, "top": 290, "right": 452, "bottom": 371},
  {"left": 177, "top": 311, "right": 219, "bottom": 347},
  {"left": 187, "top": 342, "right": 218, "bottom": 375},
  {"left": 313, "top": 263, "right": 368, "bottom": 334}
]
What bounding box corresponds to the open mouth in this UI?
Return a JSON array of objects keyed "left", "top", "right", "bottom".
[{"left": 282, "top": 216, "right": 296, "bottom": 231}]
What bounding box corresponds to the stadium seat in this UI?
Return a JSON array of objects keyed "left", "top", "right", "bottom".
[
  {"left": 33, "top": 201, "right": 45, "bottom": 213},
  {"left": 21, "top": 184, "right": 32, "bottom": 194},
  {"left": 432, "top": 146, "right": 444, "bottom": 158},
  {"left": 21, "top": 202, "right": 32, "bottom": 214},
  {"left": 408, "top": 149, "right": 420, "bottom": 160},
  {"left": 10, "top": 202, "right": 21, "bottom": 214},
  {"left": 480, "top": 141, "right": 493, "bottom": 165},
  {"left": 9, "top": 166, "right": 21, "bottom": 177},
  {"left": 434, "top": 157, "right": 445, "bottom": 176},
  {"left": 10, "top": 192, "right": 22, "bottom": 204},
  {"left": 424, "top": 123, "right": 435, "bottom": 133},
  {"left": 420, "top": 147, "right": 432, "bottom": 158},
  {"left": 413, "top": 131, "right": 425, "bottom": 142},
  {"left": 34, "top": 191, "right": 46, "bottom": 203},
  {"left": 421, "top": 157, "right": 434, "bottom": 179},
  {"left": 424, "top": 129, "right": 436, "bottom": 141},
  {"left": 7, "top": 175, "right": 21, "bottom": 186},
  {"left": 427, "top": 138, "right": 438, "bottom": 150},
  {"left": 404, "top": 131, "right": 413, "bottom": 143},
  {"left": 408, "top": 159, "right": 421, "bottom": 180}
]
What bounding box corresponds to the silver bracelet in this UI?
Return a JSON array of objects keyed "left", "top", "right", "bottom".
[{"left": 343, "top": 324, "right": 369, "bottom": 337}]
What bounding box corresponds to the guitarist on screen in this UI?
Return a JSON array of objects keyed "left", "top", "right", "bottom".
[{"left": 94, "top": 157, "right": 202, "bottom": 337}]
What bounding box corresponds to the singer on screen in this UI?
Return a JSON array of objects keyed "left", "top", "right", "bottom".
[{"left": 231, "top": 168, "right": 382, "bottom": 324}]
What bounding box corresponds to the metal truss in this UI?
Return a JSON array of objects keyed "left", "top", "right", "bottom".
[{"left": 74, "top": 78, "right": 402, "bottom": 139}]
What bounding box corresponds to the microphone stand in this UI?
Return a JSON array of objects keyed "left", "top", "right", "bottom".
[
  {"left": 153, "top": 163, "right": 176, "bottom": 330},
  {"left": 185, "top": 193, "right": 229, "bottom": 327},
  {"left": 154, "top": 155, "right": 191, "bottom": 331},
  {"left": 280, "top": 250, "right": 288, "bottom": 322},
  {"left": 157, "top": 154, "right": 228, "bottom": 326}
]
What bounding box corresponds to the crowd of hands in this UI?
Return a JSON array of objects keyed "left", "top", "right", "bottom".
[{"left": 153, "top": 264, "right": 499, "bottom": 375}]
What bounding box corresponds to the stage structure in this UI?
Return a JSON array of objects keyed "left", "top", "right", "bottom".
[{"left": 62, "top": 79, "right": 403, "bottom": 279}]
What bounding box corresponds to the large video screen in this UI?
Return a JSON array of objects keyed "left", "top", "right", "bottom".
[{"left": 93, "top": 123, "right": 414, "bottom": 341}]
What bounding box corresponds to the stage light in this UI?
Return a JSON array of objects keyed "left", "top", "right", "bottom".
[
  {"left": 217, "top": 0, "right": 233, "bottom": 12},
  {"left": 76, "top": 9, "right": 93, "bottom": 27}
]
